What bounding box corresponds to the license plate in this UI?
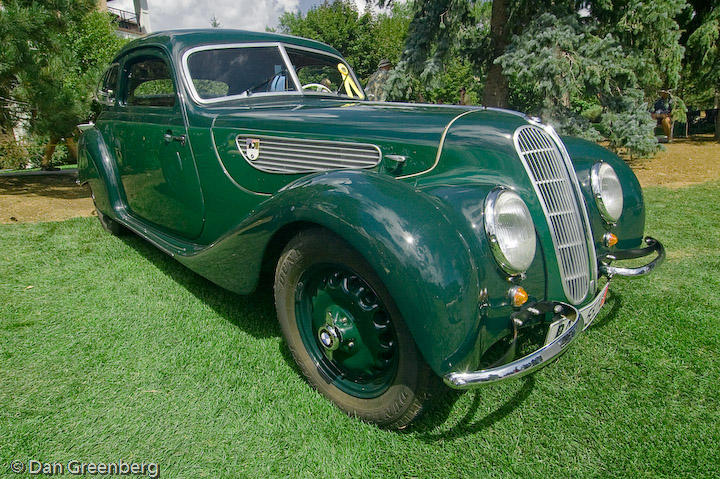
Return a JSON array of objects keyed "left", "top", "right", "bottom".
[
  {"left": 579, "top": 282, "right": 610, "bottom": 330},
  {"left": 544, "top": 283, "right": 610, "bottom": 345},
  {"left": 544, "top": 315, "right": 575, "bottom": 345}
]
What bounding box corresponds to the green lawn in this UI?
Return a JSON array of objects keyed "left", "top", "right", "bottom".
[
  {"left": 1, "top": 182, "right": 718, "bottom": 478},
  {"left": 0, "top": 164, "right": 77, "bottom": 174}
]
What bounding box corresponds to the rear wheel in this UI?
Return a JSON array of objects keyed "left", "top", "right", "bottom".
[{"left": 274, "top": 228, "right": 439, "bottom": 428}]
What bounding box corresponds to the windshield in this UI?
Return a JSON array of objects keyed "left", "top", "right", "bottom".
[
  {"left": 186, "top": 46, "right": 295, "bottom": 100},
  {"left": 183, "top": 44, "right": 364, "bottom": 103},
  {"left": 285, "top": 47, "right": 364, "bottom": 99}
]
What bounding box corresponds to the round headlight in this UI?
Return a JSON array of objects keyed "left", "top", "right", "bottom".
[
  {"left": 484, "top": 188, "right": 536, "bottom": 275},
  {"left": 591, "top": 162, "right": 624, "bottom": 223}
]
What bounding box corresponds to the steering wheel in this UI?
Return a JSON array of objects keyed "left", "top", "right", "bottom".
[{"left": 302, "top": 83, "right": 333, "bottom": 93}]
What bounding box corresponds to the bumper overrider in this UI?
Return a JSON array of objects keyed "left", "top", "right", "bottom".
[{"left": 444, "top": 236, "right": 665, "bottom": 389}]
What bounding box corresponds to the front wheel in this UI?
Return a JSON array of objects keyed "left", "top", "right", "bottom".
[{"left": 274, "top": 228, "right": 439, "bottom": 428}]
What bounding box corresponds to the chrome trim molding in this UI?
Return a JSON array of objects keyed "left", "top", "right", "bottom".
[
  {"left": 444, "top": 301, "right": 582, "bottom": 388},
  {"left": 181, "top": 43, "right": 299, "bottom": 105},
  {"left": 235, "top": 134, "right": 382, "bottom": 174},
  {"left": 513, "top": 124, "right": 595, "bottom": 304},
  {"left": 396, "top": 109, "right": 477, "bottom": 179},
  {"left": 180, "top": 42, "right": 364, "bottom": 106}
]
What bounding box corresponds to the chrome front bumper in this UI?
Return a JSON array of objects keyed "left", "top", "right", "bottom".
[
  {"left": 600, "top": 236, "right": 665, "bottom": 277},
  {"left": 443, "top": 236, "right": 665, "bottom": 389},
  {"left": 444, "top": 300, "right": 585, "bottom": 389}
]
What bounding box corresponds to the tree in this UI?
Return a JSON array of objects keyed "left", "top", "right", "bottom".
[
  {"left": 496, "top": 10, "right": 680, "bottom": 157},
  {"left": 680, "top": 1, "right": 720, "bottom": 140},
  {"left": 0, "top": 1, "right": 125, "bottom": 168},
  {"left": 483, "top": 0, "right": 509, "bottom": 107},
  {"left": 210, "top": 14, "right": 221, "bottom": 28},
  {"left": 380, "top": 0, "right": 689, "bottom": 157},
  {"left": 277, "top": 0, "right": 409, "bottom": 82}
]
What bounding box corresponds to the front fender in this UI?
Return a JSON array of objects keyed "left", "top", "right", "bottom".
[
  {"left": 180, "top": 170, "right": 482, "bottom": 376},
  {"left": 562, "top": 137, "right": 646, "bottom": 250}
]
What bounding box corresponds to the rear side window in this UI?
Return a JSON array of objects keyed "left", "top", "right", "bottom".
[
  {"left": 97, "top": 64, "right": 119, "bottom": 105},
  {"left": 125, "top": 57, "right": 176, "bottom": 107},
  {"left": 186, "top": 46, "right": 296, "bottom": 100}
]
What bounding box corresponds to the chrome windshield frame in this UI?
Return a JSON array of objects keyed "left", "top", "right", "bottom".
[{"left": 180, "top": 42, "right": 365, "bottom": 105}]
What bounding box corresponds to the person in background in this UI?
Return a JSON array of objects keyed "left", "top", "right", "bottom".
[
  {"left": 459, "top": 87, "right": 469, "bottom": 106},
  {"left": 652, "top": 90, "right": 673, "bottom": 141},
  {"left": 365, "top": 59, "right": 393, "bottom": 101}
]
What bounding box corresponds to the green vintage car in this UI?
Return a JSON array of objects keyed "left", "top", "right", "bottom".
[{"left": 79, "top": 29, "right": 665, "bottom": 428}]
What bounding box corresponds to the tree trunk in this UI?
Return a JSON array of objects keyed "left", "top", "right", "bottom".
[
  {"left": 482, "top": 0, "right": 510, "bottom": 108},
  {"left": 66, "top": 136, "right": 78, "bottom": 161},
  {"left": 715, "top": 90, "right": 719, "bottom": 141},
  {"left": 42, "top": 138, "right": 58, "bottom": 170}
]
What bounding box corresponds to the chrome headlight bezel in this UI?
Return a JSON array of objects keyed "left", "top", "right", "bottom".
[
  {"left": 590, "top": 162, "right": 624, "bottom": 224},
  {"left": 484, "top": 188, "right": 537, "bottom": 276}
]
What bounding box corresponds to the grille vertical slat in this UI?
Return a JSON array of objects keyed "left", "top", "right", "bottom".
[{"left": 514, "top": 125, "right": 592, "bottom": 304}]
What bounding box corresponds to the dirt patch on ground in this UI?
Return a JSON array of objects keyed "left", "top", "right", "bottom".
[
  {"left": 628, "top": 134, "right": 720, "bottom": 188},
  {"left": 0, "top": 174, "right": 95, "bottom": 224},
  {"left": 1, "top": 135, "right": 718, "bottom": 224}
]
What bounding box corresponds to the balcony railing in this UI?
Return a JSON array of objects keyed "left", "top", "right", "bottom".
[{"left": 107, "top": 6, "right": 141, "bottom": 32}]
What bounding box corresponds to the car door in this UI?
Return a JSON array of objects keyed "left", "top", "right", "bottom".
[{"left": 113, "top": 48, "right": 204, "bottom": 239}]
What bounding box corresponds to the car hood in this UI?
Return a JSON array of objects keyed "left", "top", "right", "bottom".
[{"left": 210, "top": 99, "right": 482, "bottom": 180}]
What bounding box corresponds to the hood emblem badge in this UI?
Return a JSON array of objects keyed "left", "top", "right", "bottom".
[{"left": 245, "top": 138, "right": 260, "bottom": 161}]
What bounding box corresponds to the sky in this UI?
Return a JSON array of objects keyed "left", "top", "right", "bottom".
[{"left": 108, "top": 0, "right": 377, "bottom": 32}]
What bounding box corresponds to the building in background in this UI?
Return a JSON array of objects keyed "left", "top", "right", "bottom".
[{"left": 99, "top": 0, "right": 151, "bottom": 38}]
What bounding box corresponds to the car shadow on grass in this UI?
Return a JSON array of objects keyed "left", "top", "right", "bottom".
[
  {"left": 117, "top": 227, "right": 623, "bottom": 436},
  {"left": 408, "top": 291, "right": 624, "bottom": 439},
  {"left": 407, "top": 376, "right": 536, "bottom": 440},
  {"left": 587, "top": 291, "right": 622, "bottom": 331},
  {"left": 119, "top": 232, "right": 280, "bottom": 339}
]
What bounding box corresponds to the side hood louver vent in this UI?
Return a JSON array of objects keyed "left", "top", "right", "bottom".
[{"left": 236, "top": 135, "right": 382, "bottom": 174}]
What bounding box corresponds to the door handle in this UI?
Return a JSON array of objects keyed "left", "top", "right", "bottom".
[{"left": 163, "top": 131, "right": 186, "bottom": 146}]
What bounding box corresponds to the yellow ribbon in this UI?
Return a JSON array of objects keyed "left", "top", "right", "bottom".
[{"left": 337, "top": 64, "right": 364, "bottom": 99}]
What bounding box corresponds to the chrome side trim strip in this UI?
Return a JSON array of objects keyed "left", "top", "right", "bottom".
[{"left": 396, "top": 109, "right": 478, "bottom": 179}]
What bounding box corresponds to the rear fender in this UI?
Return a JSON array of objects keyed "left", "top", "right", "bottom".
[{"left": 78, "top": 127, "right": 127, "bottom": 218}]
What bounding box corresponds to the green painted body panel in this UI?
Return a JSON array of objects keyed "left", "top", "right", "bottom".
[
  {"left": 210, "top": 100, "right": 472, "bottom": 194},
  {"left": 79, "top": 30, "right": 652, "bottom": 377}
]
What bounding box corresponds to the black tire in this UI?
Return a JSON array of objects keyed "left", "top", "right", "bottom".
[{"left": 274, "top": 228, "right": 440, "bottom": 429}]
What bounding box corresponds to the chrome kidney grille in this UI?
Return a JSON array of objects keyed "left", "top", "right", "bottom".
[
  {"left": 236, "top": 135, "right": 382, "bottom": 174},
  {"left": 513, "top": 125, "right": 593, "bottom": 304}
]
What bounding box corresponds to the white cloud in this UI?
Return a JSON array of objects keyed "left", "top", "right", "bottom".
[
  {"left": 108, "top": 0, "right": 390, "bottom": 32},
  {"left": 109, "top": 0, "right": 303, "bottom": 32}
]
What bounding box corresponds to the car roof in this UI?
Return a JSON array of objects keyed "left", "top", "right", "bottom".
[{"left": 114, "top": 29, "right": 343, "bottom": 61}]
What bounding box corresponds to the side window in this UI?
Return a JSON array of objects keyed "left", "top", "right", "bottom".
[
  {"left": 125, "top": 57, "right": 176, "bottom": 107},
  {"left": 97, "top": 64, "right": 119, "bottom": 105}
]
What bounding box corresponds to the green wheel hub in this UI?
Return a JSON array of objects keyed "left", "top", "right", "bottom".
[{"left": 295, "top": 265, "right": 399, "bottom": 398}]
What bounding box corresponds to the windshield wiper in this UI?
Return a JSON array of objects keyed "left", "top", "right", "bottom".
[{"left": 242, "top": 69, "right": 289, "bottom": 96}]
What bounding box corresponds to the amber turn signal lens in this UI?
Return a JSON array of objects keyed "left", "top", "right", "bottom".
[
  {"left": 604, "top": 232, "right": 618, "bottom": 247},
  {"left": 509, "top": 286, "right": 529, "bottom": 308}
]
